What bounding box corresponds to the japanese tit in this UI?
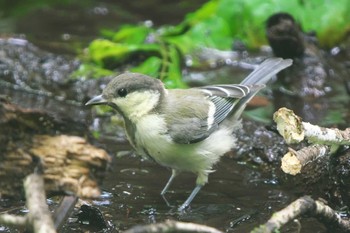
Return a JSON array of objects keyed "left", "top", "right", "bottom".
[{"left": 86, "top": 58, "right": 292, "bottom": 211}]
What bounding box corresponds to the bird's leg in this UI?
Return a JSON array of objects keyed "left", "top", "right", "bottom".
[
  {"left": 161, "top": 169, "right": 178, "bottom": 195},
  {"left": 178, "top": 172, "right": 208, "bottom": 211},
  {"left": 178, "top": 185, "right": 202, "bottom": 211}
]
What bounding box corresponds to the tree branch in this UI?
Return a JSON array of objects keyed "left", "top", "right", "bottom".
[
  {"left": 0, "top": 173, "right": 56, "bottom": 233},
  {"left": 123, "top": 220, "right": 223, "bottom": 233},
  {"left": 0, "top": 214, "right": 26, "bottom": 228},
  {"left": 273, "top": 107, "right": 350, "bottom": 175},
  {"left": 25, "top": 173, "right": 56, "bottom": 233},
  {"left": 273, "top": 107, "right": 350, "bottom": 146},
  {"left": 281, "top": 145, "right": 330, "bottom": 175},
  {"left": 252, "top": 196, "right": 350, "bottom": 233}
]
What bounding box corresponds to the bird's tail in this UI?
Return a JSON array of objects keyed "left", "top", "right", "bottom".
[
  {"left": 228, "top": 58, "right": 292, "bottom": 122},
  {"left": 240, "top": 58, "right": 292, "bottom": 86}
]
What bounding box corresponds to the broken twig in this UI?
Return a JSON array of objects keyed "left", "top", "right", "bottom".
[
  {"left": 281, "top": 145, "right": 330, "bottom": 175},
  {"left": 0, "top": 173, "right": 56, "bottom": 233},
  {"left": 273, "top": 108, "right": 350, "bottom": 175},
  {"left": 123, "top": 220, "right": 223, "bottom": 233},
  {"left": 252, "top": 196, "right": 350, "bottom": 233},
  {"left": 273, "top": 107, "right": 350, "bottom": 146}
]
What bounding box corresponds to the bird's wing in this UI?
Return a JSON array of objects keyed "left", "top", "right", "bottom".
[
  {"left": 162, "top": 89, "right": 217, "bottom": 144},
  {"left": 165, "top": 115, "right": 217, "bottom": 144},
  {"left": 196, "top": 84, "right": 263, "bottom": 125},
  {"left": 163, "top": 85, "right": 261, "bottom": 144}
]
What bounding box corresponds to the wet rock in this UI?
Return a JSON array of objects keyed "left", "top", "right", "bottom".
[
  {"left": 0, "top": 38, "right": 80, "bottom": 93},
  {"left": 0, "top": 38, "right": 111, "bottom": 121},
  {"left": 77, "top": 204, "right": 110, "bottom": 231},
  {"left": 231, "top": 120, "right": 289, "bottom": 164},
  {"left": 331, "top": 148, "right": 350, "bottom": 207}
]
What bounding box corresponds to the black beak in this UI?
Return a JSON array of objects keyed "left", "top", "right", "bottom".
[{"left": 85, "top": 95, "right": 107, "bottom": 106}]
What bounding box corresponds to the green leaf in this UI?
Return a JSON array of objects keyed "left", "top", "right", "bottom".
[
  {"left": 88, "top": 39, "right": 159, "bottom": 66},
  {"left": 70, "top": 63, "right": 114, "bottom": 80},
  {"left": 165, "top": 16, "right": 232, "bottom": 55},
  {"left": 111, "top": 24, "right": 153, "bottom": 44},
  {"left": 130, "top": 56, "right": 162, "bottom": 78},
  {"left": 183, "top": 0, "right": 218, "bottom": 26}
]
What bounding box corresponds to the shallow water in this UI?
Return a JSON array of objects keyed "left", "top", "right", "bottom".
[{"left": 58, "top": 144, "right": 327, "bottom": 232}]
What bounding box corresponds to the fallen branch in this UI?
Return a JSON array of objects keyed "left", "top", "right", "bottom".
[
  {"left": 273, "top": 107, "right": 350, "bottom": 175},
  {"left": 273, "top": 107, "right": 305, "bottom": 144},
  {"left": 281, "top": 145, "right": 330, "bottom": 175},
  {"left": 252, "top": 196, "right": 350, "bottom": 233},
  {"left": 0, "top": 214, "right": 26, "bottom": 229},
  {"left": 0, "top": 173, "right": 56, "bottom": 233},
  {"left": 273, "top": 107, "right": 350, "bottom": 146},
  {"left": 25, "top": 173, "right": 56, "bottom": 233},
  {"left": 303, "top": 122, "right": 350, "bottom": 146},
  {"left": 123, "top": 219, "right": 223, "bottom": 233}
]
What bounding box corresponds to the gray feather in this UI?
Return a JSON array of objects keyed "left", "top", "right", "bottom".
[
  {"left": 240, "top": 57, "right": 293, "bottom": 85},
  {"left": 196, "top": 83, "right": 265, "bottom": 127},
  {"left": 197, "top": 84, "right": 249, "bottom": 98},
  {"left": 167, "top": 118, "right": 217, "bottom": 144}
]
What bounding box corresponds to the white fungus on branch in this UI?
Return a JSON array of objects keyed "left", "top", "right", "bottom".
[{"left": 273, "top": 107, "right": 350, "bottom": 146}]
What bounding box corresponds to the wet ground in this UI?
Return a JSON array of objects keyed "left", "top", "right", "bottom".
[{"left": 0, "top": 1, "right": 350, "bottom": 233}]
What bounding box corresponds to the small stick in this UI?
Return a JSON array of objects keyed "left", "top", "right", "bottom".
[
  {"left": 0, "top": 214, "right": 26, "bottom": 228},
  {"left": 273, "top": 107, "right": 350, "bottom": 146},
  {"left": 252, "top": 196, "right": 350, "bottom": 233},
  {"left": 281, "top": 145, "right": 330, "bottom": 175},
  {"left": 0, "top": 173, "right": 56, "bottom": 233},
  {"left": 123, "top": 219, "right": 223, "bottom": 233},
  {"left": 24, "top": 173, "right": 56, "bottom": 233}
]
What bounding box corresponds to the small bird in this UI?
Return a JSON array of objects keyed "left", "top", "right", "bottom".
[
  {"left": 86, "top": 58, "right": 292, "bottom": 211},
  {"left": 266, "top": 12, "right": 305, "bottom": 59}
]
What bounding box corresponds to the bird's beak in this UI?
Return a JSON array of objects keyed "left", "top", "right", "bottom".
[{"left": 85, "top": 95, "right": 108, "bottom": 106}]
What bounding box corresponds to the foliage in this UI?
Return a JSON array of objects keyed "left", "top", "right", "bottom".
[{"left": 77, "top": 0, "right": 350, "bottom": 88}]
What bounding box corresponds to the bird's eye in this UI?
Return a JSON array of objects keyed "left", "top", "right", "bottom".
[{"left": 117, "top": 88, "right": 128, "bottom": 97}]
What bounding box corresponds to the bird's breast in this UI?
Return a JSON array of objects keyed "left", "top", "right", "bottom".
[
  {"left": 133, "top": 114, "right": 197, "bottom": 169},
  {"left": 133, "top": 114, "right": 172, "bottom": 159},
  {"left": 131, "top": 114, "right": 235, "bottom": 174}
]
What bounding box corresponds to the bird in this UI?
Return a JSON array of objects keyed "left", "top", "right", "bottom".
[
  {"left": 86, "top": 57, "right": 292, "bottom": 211},
  {"left": 266, "top": 12, "right": 305, "bottom": 59}
]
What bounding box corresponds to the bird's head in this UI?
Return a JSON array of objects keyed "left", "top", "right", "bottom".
[{"left": 86, "top": 73, "right": 165, "bottom": 122}]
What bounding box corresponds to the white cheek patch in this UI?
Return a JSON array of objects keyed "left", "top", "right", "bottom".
[
  {"left": 207, "top": 101, "right": 216, "bottom": 130},
  {"left": 113, "top": 90, "right": 160, "bottom": 122}
]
